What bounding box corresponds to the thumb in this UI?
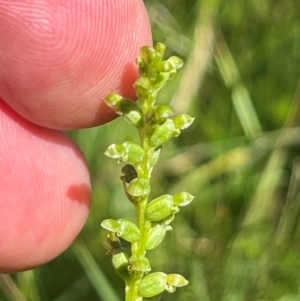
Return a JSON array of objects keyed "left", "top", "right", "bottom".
[{"left": 0, "top": 0, "right": 152, "bottom": 129}]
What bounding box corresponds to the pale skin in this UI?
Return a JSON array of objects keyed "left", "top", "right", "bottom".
[{"left": 0, "top": 0, "right": 152, "bottom": 273}]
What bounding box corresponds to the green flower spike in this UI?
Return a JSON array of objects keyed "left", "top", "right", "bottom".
[{"left": 101, "top": 43, "right": 194, "bottom": 301}]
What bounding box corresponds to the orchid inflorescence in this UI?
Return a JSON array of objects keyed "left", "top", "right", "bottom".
[{"left": 101, "top": 43, "right": 194, "bottom": 301}]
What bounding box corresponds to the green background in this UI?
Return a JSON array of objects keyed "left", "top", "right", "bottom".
[{"left": 2, "top": 0, "right": 300, "bottom": 300}]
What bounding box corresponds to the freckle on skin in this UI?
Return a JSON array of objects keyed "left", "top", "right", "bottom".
[{"left": 67, "top": 183, "right": 91, "bottom": 204}]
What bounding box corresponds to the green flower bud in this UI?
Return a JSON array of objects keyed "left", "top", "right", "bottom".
[
  {"left": 104, "top": 143, "right": 125, "bottom": 162},
  {"left": 105, "top": 142, "right": 144, "bottom": 164},
  {"left": 101, "top": 219, "right": 120, "bottom": 233},
  {"left": 128, "top": 256, "right": 151, "bottom": 273},
  {"left": 101, "top": 219, "right": 140, "bottom": 243},
  {"left": 155, "top": 42, "right": 166, "bottom": 59},
  {"left": 111, "top": 248, "right": 130, "bottom": 281},
  {"left": 123, "top": 142, "right": 144, "bottom": 163},
  {"left": 126, "top": 178, "right": 150, "bottom": 198},
  {"left": 117, "top": 218, "right": 140, "bottom": 243},
  {"left": 149, "top": 119, "right": 176, "bottom": 147},
  {"left": 173, "top": 191, "right": 195, "bottom": 207},
  {"left": 105, "top": 93, "right": 123, "bottom": 106},
  {"left": 134, "top": 77, "right": 153, "bottom": 99},
  {"left": 105, "top": 93, "right": 143, "bottom": 127},
  {"left": 139, "top": 272, "right": 167, "bottom": 298},
  {"left": 157, "top": 61, "right": 173, "bottom": 73},
  {"left": 168, "top": 56, "right": 184, "bottom": 70},
  {"left": 146, "top": 224, "right": 167, "bottom": 250},
  {"left": 154, "top": 72, "right": 172, "bottom": 90},
  {"left": 173, "top": 114, "right": 194, "bottom": 131},
  {"left": 137, "top": 53, "right": 149, "bottom": 76},
  {"left": 122, "top": 142, "right": 145, "bottom": 164},
  {"left": 166, "top": 274, "right": 189, "bottom": 288},
  {"left": 135, "top": 44, "right": 184, "bottom": 103},
  {"left": 153, "top": 105, "right": 174, "bottom": 124},
  {"left": 118, "top": 99, "right": 143, "bottom": 127},
  {"left": 138, "top": 44, "right": 165, "bottom": 71},
  {"left": 153, "top": 65, "right": 178, "bottom": 92},
  {"left": 146, "top": 194, "right": 178, "bottom": 222}
]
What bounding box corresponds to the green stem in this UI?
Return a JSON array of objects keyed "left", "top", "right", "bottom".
[
  {"left": 125, "top": 276, "right": 143, "bottom": 301},
  {"left": 125, "top": 202, "right": 149, "bottom": 300}
]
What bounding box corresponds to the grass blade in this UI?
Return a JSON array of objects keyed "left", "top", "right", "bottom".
[{"left": 72, "top": 240, "right": 121, "bottom": 301}]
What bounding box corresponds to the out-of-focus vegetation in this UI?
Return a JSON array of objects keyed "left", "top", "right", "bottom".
[{"left": 2, "top": 0, "right": 300, "bottom": 300}]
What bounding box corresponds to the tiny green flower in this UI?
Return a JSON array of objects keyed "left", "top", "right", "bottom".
[
  {"left": 139, "top": 272, "right": 167, "bottom": 298},
  {"left": 167, "top": 273, "right": 189, "bottom": 288},
  {"left": 101, "top": 219, "right": 120, "bottom": 233},
  {"left": 152, "top": 104, "right": 174, "bottom": 124},
  {"left": 128, "top": 256, "right": 151, "bottom": 273},
  {"left": 126, "top": 178, "right": 151, "bottom": 198},
  {"left": 117, "top": 218, "right": 141, "bottom": 243},
  {"left": 104, "top": 143, "right": 126, "bottom": 162},
  {"left": 173, "top": 191, "right": 195, "bottom": 207},
  {"left": 173, "top": 113, "right": 195, "bottom": 130},
  {"left": 105, "top": 92, "right": 123, "bottom": 106},
  {"left": 149, "top": 119, "right": 176, "bottom": 147},
  {"left": 104, "top": 142, "right": 145, "bottom": 164},
  {"left": 167, "top": 56, "right": 184, "bottom": 70},
  {"left": 101, "top": 219, "right": 141, "bottom": 243},
  {"left": 105, "top": 93, "right": 143, "bottom": 127},
  {"left": 146, "top": 194, "right": 177, "bottom": 222}
]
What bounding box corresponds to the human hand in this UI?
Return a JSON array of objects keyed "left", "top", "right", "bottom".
[{"left": 0, "top": 0, "right": 152, "bottom": 273}]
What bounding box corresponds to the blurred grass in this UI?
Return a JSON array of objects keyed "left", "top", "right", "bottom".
[{"left": 2, "top": 0, "right": 300, "bottom": 300}]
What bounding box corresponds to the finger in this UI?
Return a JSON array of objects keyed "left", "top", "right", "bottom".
[
  {"left": 0, "top": 100, "right": 91, "bottom": 273},
  {"left": 0, "top": 0, "right": 152, "bottom": 130}
]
